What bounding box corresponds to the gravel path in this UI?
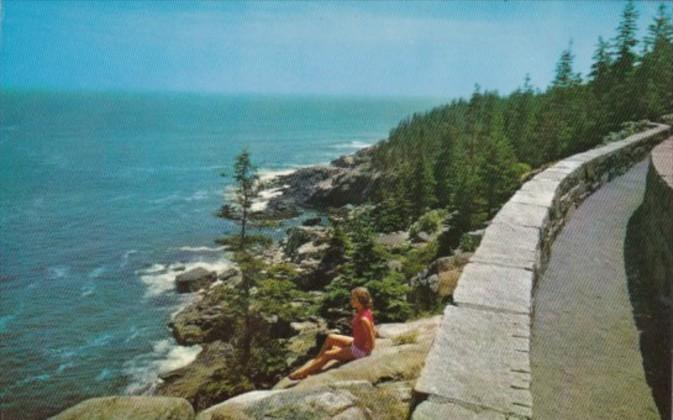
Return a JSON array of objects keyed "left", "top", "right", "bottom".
[{"left": 531, "top": 158, "right": 662, "bottom": 419}]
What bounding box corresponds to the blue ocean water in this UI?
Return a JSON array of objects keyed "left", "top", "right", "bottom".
[{"left": 0, "top": 90, "right": 442, "bottom": 418}]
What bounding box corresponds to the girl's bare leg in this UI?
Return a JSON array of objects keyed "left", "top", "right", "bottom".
[
  {"left": 289, "top": 345, "right": 354, "bottom": 379},
  {"left": 316, "top": 334, "right": 353, "bottom": 357}
]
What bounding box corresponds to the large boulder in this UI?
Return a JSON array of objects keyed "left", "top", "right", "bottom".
[
  {"left": 409, "top": 252, "right": 472, "bottom": 302},
  {"left": 282, "top": 226, "right": 329, "bottom": 262},
  {"left": 308, "top": 166, "right": 381, "bottom": 208},
  {"left": 196, "top": 380, "right": 405, "bottom": 420},
  {"left": 274, "top": 316, "right": 441, "bottom": 391},
  {"left": 51, "top": 396, "right": 194, "bottom": 420},
  {"left": 154, "top": 341, "right": 244, "bottom": 412},
  {"left": 176, "top": 268, "right": 217, "bottom": 293},
  {"left": 375, "top": 231, "right": 410, "bottom": 249},
  {"left": 263, "top": 166, "right": 343, "bottom": 210},
  {"left": 169, "top": 285, "right": 238, "bottom": 345}
]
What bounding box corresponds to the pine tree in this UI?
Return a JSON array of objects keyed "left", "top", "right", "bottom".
[
  {"left": 218, "top": 148, "right": 260, "bottom": 249},
  {"left": 433, "top": 131, "right": 455, "bottom": 208},
  {"left": 608, "top": 0, "right": 640, "bottom": 123},
  {"left": 410, "top": 150, "right": 438, "bottom": 220},
  {"left": 612, "top": 0, "right": 639, "bottom": 81},
  {"left": 590, "top": 36, "right": 613, "bottom": 93},
  {"left": 635, "top": 3, "right": 673, "bottom": 118},
  {"left": 552, "top": 42, "right": 582, "bottom": 89},
  {"left": 479, "top": 111, "right": 519, "bottom": 218}
]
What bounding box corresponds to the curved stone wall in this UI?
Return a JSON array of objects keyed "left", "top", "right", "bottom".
[
  {"left": 412, "top": 123, "right": 671, "bottom": 419},
  {"left": 640, "top": 138, "right": 673, "bottom": 306}
]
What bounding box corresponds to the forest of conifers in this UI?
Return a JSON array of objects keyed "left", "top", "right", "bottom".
[{"left": 368, "top": 2, "right": 672, "bottom": 236}]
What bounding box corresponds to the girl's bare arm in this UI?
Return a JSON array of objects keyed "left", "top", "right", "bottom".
[{"left": 361, "top": 317, "right": 376, "bottom": 351}]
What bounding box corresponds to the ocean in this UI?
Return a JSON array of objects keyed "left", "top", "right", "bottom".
[{"left": 0, "top": 90, "right": 443, "bottom": 418}]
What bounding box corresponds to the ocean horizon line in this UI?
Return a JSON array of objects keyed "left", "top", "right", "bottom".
[{"left": 0, "top": 86, "right": 451, "bottom": 102}]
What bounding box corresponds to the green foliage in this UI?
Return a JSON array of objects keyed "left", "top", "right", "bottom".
[
  {"left": 459, "top": 231, "right": 482, "bottom": 253},
  {"left": 368, "top": 271, "right": 412, "bottom": 322},
  {"left": 401, "top": 240, "right": 439, "bottom": 280},
  {"left": 601, "top": 120, "right": 651, "bottom": 144},
  {"left": 367, "top": 1, "right": 671, "bottom": 241},
  {"left": 215, "top": 149, "right": 306, "bottom": 390},
  {"left": 409, "top": 209, "right": 448, "bottom": 240}
]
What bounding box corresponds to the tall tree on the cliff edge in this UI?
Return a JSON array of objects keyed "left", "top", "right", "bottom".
[
  {"left": 219, "top": 149, "right": 299, "bottom": 393},
  {"left": 609, "top": 0, "right": 640, "bottom": 123},
  {"left": 634, "top": 3, "right": 673, "bottom": 119},
  {"left": 217, "top": 148, "right": 261, "bottom": 372}
]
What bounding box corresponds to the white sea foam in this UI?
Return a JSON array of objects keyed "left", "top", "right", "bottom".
[
  {"left": 123, "top": 338, "right": 202, "bottom": 395},
  {"left": 124, "top": 326, "right": 141, "bottom": 343},
  {"left": 136, "top": 259, "right": 232, "bottom": 298},
  {"left": 88, "top": 266, "right": 106, "bottom": 278},
  {"left": 177, "top": 245, "right": 227, "bottom": 253},
  {"left": 329, "top": 140, "right": 372, "bottom": 149},
  {"left": 81, "top": 283, "right": 95, "bottom": 297},
  {"left": 56, "top": 362, "right": 75, "bottom": 374},
  {"left": 47, "top": 266, "right": 70, "bottom": 279},
  {"left": 184, "top": 190, "right": 209, "bottom": 202},
  {"left": 120, "top": 250, "right": 138, "bottom": 268},
  {"left": 258, "top": 168, "right": 297, "bottom": 182},
  {"left": 89, "top": 333, "right": 113, "bottom": 347},
  {"left": 251, "top": 186, "right": 287, "bottom": 212}
]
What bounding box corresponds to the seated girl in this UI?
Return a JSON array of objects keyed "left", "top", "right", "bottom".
[{"left": 289, "top": 287, "right": 376, "bottom": 380}]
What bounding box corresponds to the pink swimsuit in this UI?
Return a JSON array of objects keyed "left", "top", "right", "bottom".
[{"left": 351, "top": 308, "right": 374, "bottom": 358}]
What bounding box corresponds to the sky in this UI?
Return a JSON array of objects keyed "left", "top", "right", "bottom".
[{"left": 0, "top": 1, "right": 665, "bottom": 98}]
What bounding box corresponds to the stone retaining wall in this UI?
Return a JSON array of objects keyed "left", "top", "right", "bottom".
[
  {"left": 412, "top": 123, "right": 671, "bottom": 419},
  {"left": 640, "top": 138, "right": 673, "bottom": 307}
]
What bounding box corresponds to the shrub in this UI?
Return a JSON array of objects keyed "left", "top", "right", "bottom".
[
  {"left": 368, "top": 271, "right": 412, "bottom": 323},
  {"left": 409, "top": 209, "right": 448, "bottom": 240}
]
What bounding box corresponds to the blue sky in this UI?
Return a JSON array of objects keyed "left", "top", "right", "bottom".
[{"left": 0, "top": 1, "right": 665, "bottom": 97}]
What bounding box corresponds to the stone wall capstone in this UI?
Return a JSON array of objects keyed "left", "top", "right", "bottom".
[{"left": 412, "top": 123, "right": 671, "bottom": 419}]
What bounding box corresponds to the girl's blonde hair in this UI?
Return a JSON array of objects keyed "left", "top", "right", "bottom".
[{"left": 351, "top": 287, "right": 373, "bottom": 309}]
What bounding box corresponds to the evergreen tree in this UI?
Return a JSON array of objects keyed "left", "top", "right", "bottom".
[
  {"left": 612, "top": 0, "right": 639, "bottom": 81},
  {"left": 609, "top": 0, "right": 640, "bottom": 123},
  {"left": 218, "top": 148, "right": 260, "bottom": 249},
  {"left": 552, "top": 43, "right": 582, "bottom": 89},
  {"left": 589, "top": 36, "right": 613, "bottom": 93},
  {"left": 478, "top": 111, "right": 519, "bottom": 218},
  {"left": 635, "top": 3, "right": 673, "bottom": 118},
  {"left": 433, "top": 131, "right": 455, "bottom": 208},
  {"left": 410, "top": 150, "right": 438, "bottom": 220}
]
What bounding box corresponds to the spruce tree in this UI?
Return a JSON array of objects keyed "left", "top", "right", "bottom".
[
  {"left": 479, "top": 111, "right": 519, "bottom": 218},
  {"left": 589, "top": 36, "right": 613, "bottom": 93},
  {"left": 552, "top": 43, "right": 582, "bottom": 89},
  {"left": 612, "top": 0, "right": 639, "bottom": 82}
]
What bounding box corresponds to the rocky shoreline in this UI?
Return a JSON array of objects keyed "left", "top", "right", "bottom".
[
  {"left": 151, "top": 145, "right": 386, "bottom": 410},
  {"left": 52, "top": 143, "right": 474, "bottom": 419},
  {"left": 248, "top": 143, "right": 383, "bottom": 220}
]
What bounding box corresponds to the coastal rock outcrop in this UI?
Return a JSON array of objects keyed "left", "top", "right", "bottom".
[
  {"left": 260, "top": 145, "right": 383, "bottom": 215},
  {"left": 154, "top": 341, "right": 238, "bottom": 412},
  {"left": 175, "top": 268, "right": 217, "bottom": 293},
  {"left": 195, "top": 381, "right": 399, "bottom": 420},
  {"left": 197, "top": 316, "right": 441, "bottom": 420},
  {"left": 282, "top": 226, "right": 329, "bottom": 262},
  {"left": 409, "top": 252, "right": 472, "bottom": 303},
  {"left": 169, "top": 285, "right": 239, "bottom": 345},
  {"left": 51, "top": 396, "right": 195, "bottom": 420}
]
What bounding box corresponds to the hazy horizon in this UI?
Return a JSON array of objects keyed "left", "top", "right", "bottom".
[{"left": 0, "top": 1, "right": 664, "bottom": 98}]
